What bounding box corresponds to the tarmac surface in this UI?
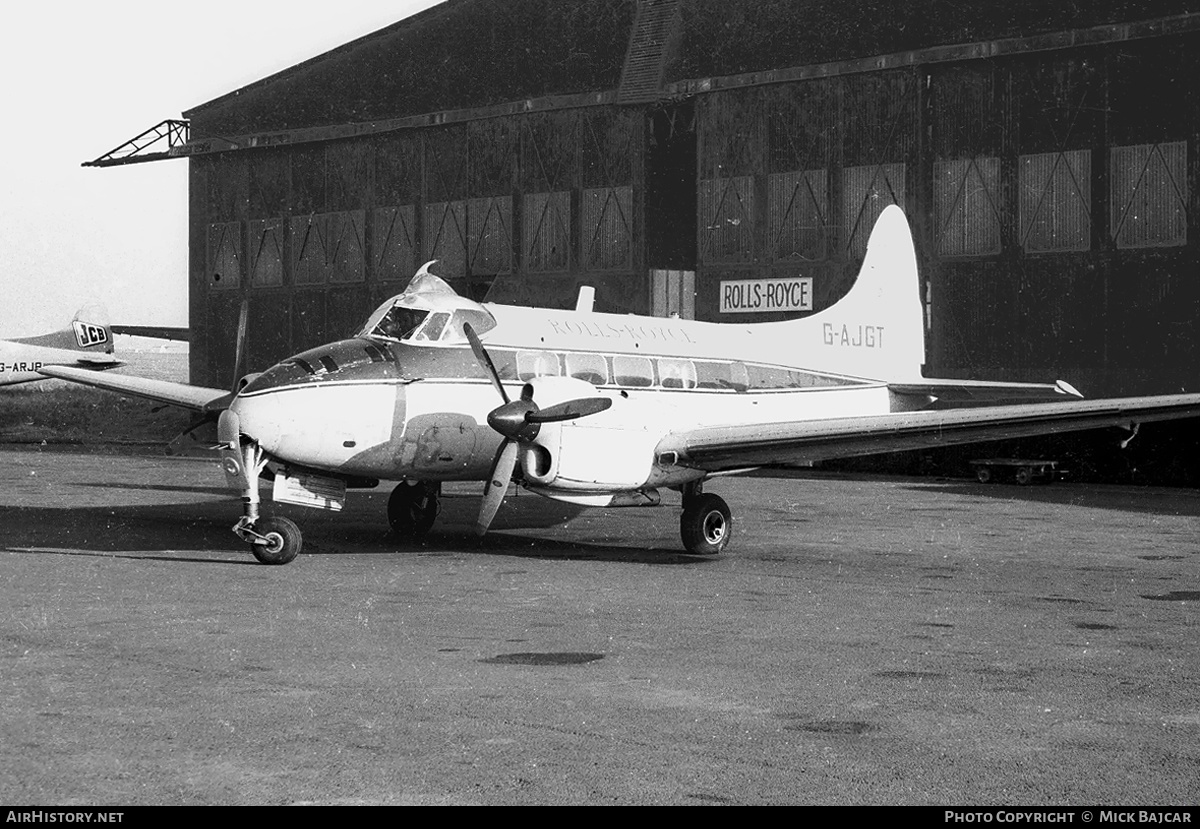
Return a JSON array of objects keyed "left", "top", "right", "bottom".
[{"left": 1, "top": 445, "right": 1197, "bottom": 806}]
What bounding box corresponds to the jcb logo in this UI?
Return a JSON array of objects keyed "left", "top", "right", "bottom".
[{"left": 73, "top": 321, "right": 109, "bottom": 348}]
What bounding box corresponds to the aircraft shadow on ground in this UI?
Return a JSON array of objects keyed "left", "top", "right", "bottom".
[
  {"left": 0, "top": 502, "right": 248, "bottom": 564},
  {"left": 901, "top": 480, "right": 1200, "bottom": 518},
  {"left": 71, "top": 481, "right": 235, "bottom": 497},
  {"left": 0, "top": 491, "right": 703, "bottom": 566}
]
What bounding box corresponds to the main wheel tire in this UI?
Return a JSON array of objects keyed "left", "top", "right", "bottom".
[
  {"left": 252, "top": 516, "right": 303, "bottom": 565},
  {"left": 388, "top": 481, "right": 441, "bottom": 541},
  {"left": 1015, "top": 467, "right": 1033, "bottom": 486},
  {"left": 680, "top": 493, "right": 732, "bottom": 556},
  {"left": 976, "top": 467, "right": 992, "bottom": 484}
]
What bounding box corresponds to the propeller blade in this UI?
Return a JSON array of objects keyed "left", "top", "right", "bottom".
[
  {"left": 463, "top": 322, "right": 509, "bottom": 404},
  {"left": 230, "top": 299, "right": 249, "bottom": 395},
  {"left": 528, "top": 396, "right": 613, "bottom": 424},
  {"left": 476, "top": 439, "right": 519, "bottom": 536}
]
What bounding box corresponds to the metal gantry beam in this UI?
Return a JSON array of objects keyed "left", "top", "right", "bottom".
[{"left": 82, "top": 120, "right": 190, "bottom": 167}]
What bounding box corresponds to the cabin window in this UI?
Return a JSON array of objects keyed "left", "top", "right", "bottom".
[
  {"left": 565, "top": 353, "right": 609, "bottom": 385},
  {"left": 517, "top": 350, "right": 562, "bottom": 380},
  {"left": 612, "top": 355, "right": 654, "bottom": 388},
  {"left": 657, "top": 358, "right": 697, "bottom": 389},
  {"left": 486, "top": 349, "right": 520, "bottom": 381},
  {"left": 748, "top": 364, "right": 831, "bottom": 390},
  {"left": 695, "top": 361, "right": 749, "bottom": 391}
]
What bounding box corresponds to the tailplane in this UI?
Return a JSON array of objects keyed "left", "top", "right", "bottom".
[{"left": 771, "top": 204, "right": 925, "bottom": 382}]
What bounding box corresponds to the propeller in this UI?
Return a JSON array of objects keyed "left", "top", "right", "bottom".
[
  {"left": 162, "top": 300, "right": 250, "bottom": 454},
  {"left": 230, "top": 298, "right": 250, "bottom": 394},
  {"left": 463, "top": 322, "right": 612, "bottom": 536},
  {"left": 189, "top": 299, "right": 252, "bottom": 416}
]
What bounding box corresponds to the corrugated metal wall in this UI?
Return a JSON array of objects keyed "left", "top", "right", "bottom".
[
  {"left": 696, "top": 69, "right": 918, "bottom": 319},
  {"left": 928, "top": 34, "right": 1200, "bottom": 396},
  {"left": 190, "top": 19, "right": 1200, "bottom": 399},
  {"left": 190, "top": 106, "right": 645, "bottom": 386},
  {"left": 692, "top": 31, "right": 1200, "bottom": 396}
]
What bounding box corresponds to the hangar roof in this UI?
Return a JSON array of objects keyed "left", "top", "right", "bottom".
[
  {"left": 185, "top": 0, "right": 632, "bottom": 135},
  {"left": 666, "top": 0, "right": 1200, "bottom": 83},
  {"left": 185, "top": 0, "right": 1200, "bottom": 139}
]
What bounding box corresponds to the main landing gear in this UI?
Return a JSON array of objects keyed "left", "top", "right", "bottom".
[
  {"left": 679, "top": 481, "right": 731, "bottom": 556},
  {"left": 388, "top": 480, "right": 441, "bottom": 542}
]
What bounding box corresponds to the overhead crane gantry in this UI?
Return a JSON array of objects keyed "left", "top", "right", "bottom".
[{"left": 82, "top": 119, "right": 189, "bottom": 167}]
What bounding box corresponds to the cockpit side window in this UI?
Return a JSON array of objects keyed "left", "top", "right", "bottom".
[
  {"left": 445, "top": 308, "right": 497, "bottom": 341},
  {"left": 414, "top": 312, "right": 450, "bottom": 342},
  {"left": 370, "top": 306, "right": 429, "bottom": 342}
]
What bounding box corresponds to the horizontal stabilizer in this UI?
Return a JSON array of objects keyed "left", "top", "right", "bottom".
[
  {"left": 890, "top": 378, "right": 1084, "bottom": 406},
  {"left": 111, "top": 325, "right": 190, "bottom": 342},
  {"left": 71, "top": 354, "right": 123, "bottom": 367}
]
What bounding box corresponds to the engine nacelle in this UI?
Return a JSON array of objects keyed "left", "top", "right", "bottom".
[{"left": 517, "top": 377, "right": 669, "bottom": 492}]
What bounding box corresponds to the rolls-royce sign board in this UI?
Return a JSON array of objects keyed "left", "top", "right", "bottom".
[{"left": 719, "top": 277, "right": 813, "bottom": 314}]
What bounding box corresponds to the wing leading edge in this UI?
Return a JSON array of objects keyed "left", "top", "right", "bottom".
[
  {"left": 656, "top": 394, "right": 1200, "bottom": 472},
  {"left": 37, "top": 365, "right": 230, "bottom": 412}
]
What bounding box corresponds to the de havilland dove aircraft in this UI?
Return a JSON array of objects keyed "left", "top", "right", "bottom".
[
  {"left": 1, "top": 308, "right": 120, "bottom": 387},
  {"left": 39, "top": 206, "right": 1200, "bottom": 564}
]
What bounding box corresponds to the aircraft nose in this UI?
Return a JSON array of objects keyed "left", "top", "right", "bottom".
[{"left": 239, "top": 358, "right": 311, "bottom": 396}]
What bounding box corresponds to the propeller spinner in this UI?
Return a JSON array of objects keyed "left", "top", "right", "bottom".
[{"left": 464, "top": 323, "right": 612, "bottom": 535}]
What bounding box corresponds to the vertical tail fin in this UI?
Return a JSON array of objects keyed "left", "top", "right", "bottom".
[
  {"left": 773, "top": 204, "right": 925, "bottom": 381},
  {"left": 70, "top": 305, "right": 115, "bottom": 353}
]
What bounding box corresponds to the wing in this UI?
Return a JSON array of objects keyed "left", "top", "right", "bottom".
[
  {"left": 38, "top": 365, "right": 231, "bottom": 413},
  {"left": 656, "top": 393, "right": 1200, "bottom": 472}
]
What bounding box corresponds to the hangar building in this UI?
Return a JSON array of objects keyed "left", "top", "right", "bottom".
[{"left": 94, "top": 0, "right": 1200, "bottom": 404}]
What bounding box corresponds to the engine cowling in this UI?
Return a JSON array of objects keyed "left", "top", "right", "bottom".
[{"left": 516, "top": 377, "right": 662, "bottom": 492}]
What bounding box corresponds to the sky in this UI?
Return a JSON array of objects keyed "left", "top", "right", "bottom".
[{"left": 0, "top": 0, "right": 444, "bottom": 339}]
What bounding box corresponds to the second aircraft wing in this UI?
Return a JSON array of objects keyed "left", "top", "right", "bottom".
[{"left": 38, "top": 365, "right": 231, "bottom": 413}]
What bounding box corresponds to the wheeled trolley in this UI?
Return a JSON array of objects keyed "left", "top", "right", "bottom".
[{"left": 970, "top": 459, "right": 1059, "bottom": 485}]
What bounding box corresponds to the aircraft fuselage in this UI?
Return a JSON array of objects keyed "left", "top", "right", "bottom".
[
  {"left": 0, "top": 340, "right": 114, "bottom": 387},
  {"left": 233, "top": 303, "right": 894, "bottom": 494}
]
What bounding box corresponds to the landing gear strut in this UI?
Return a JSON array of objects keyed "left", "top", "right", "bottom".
[
  {"left": 389, "top": 480, "right": 441, "bottom": 542},
  {"left": 680, "top": 482, "right": 731, "bottom": 556},
  {"left": 219, "top": 414, "right": 303, "bottom": 565}
]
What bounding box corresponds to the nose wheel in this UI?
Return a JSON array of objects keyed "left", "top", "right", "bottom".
[
  {"left": 680, "top": 489, "right": 732, "bottom": 556},
  {"left": 245, "top": 516, "right": 303, "bottom": 565}
]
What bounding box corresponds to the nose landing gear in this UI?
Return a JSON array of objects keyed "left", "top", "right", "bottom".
[{"left": 219, "top": 412, "right": 303, "bottom": 565}]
